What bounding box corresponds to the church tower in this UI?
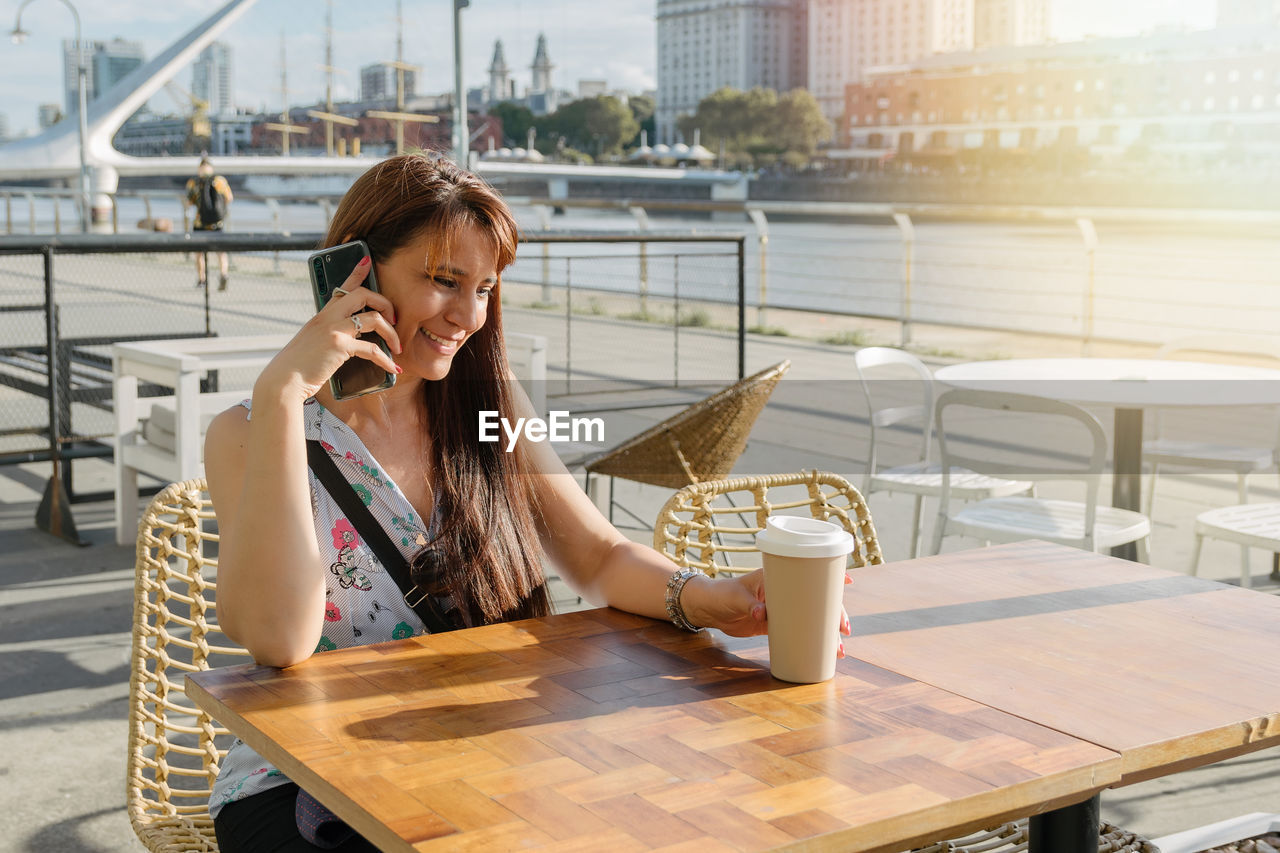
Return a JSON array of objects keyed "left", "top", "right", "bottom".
[
  {"left": 487, "top": 40, "right": 511, "bottom": 103},
  {"left": 530, "top": 33, "right": 553, "bottom": 94}
]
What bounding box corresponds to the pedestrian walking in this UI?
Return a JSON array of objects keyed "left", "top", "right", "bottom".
[{"left": 184, "top": 156, "right": 234, "bottom": 289}]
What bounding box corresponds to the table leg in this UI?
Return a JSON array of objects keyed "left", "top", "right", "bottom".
[
  {"left": 1029, "top": 793, "right": 1100, "bottom": 853},
  {"left": 1111, "top": 408, "right": 1144, "bottom": 561}
]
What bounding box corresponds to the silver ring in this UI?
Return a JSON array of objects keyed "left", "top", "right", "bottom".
[
  {"left": 332, "top": 287, "right": 350, "bottom": 298},
  {"left": 350, "top": 314, "right": 363, "bottom": 333}
]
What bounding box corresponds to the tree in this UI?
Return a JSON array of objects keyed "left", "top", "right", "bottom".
[
  {"left": 538, "top": 96, "right": 638, "bottom": 158},
  {"left": 677, "top": 86, "right": 831, "bottom": 167},
  {"left": 627, "top": 94, "right": 655, "bottom": 145},
  {"left": 767, "top": 89, "right": 830, "bottom": 159},
  {"left": 487, "top": 101, "right": 535, "bottom": 148}
]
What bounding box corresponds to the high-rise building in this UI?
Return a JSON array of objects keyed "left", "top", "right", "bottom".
[
  {"left": 61, "top": 41, "right": 93, "bottom": 113},
  {"left": 63, "top": 38, "right": 145, "bottom": 111},
  {"left": 193, "top": 42, "right": 233, "bottom": 116},
  {"left": 973, "top": 0, "right": 1048, "bottom": 50},
  {"left": 0, "top": 114, "right": 9, "bottom": 142},
  {"left": 806, "top": 0, "right": 974, "bottom": 127},
  {"left": 360, "top": 62, "right": 416, "bottom": 103},
  {"left": 655, "top": 0, "right": 809, "bottom": 144},
  {"left": 38, "top": 103, "right": 62, "bottom": 129}
]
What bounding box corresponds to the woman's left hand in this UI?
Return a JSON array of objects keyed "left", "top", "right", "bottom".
[
  {"left": 687, "top": 570, "right": 767, "bottom": 638},
  {"left": 685, "top": 571, "right": 854, "bottom": 656}
]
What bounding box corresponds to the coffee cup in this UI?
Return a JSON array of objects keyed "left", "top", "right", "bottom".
[{"left": 756, "top": 515, "right": 854, "bottom": 683}]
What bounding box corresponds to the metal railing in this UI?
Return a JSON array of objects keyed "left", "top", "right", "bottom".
[
  {"left": 0, "top": 229, "right": 746, "bottom": 543},
  {"left": 12, "top": 185, "right": 1280, "bottom": 354}
]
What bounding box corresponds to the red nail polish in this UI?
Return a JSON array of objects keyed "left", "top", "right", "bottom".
[
  {"left": 394, "top": 365, "right": 403, "bottom": 374},
  {"left": 357, "top": 256, "right": 371, "bottom": 268}
]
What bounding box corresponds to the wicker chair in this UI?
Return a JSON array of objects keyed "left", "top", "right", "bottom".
[
  {"left": 585, "top": 360, "right": 790, "bottom": 526},
  {"left": 127, "top": 478, "right": 249, "bottom": 853},
  {"left": 906, "top": 821, "right": 1159, "bottom": 853},
  {"left": 653, "top": 472, "right": 1158, "bottom": 853},
  {"left": 653, "top": 470, "right": 883, "bottom": 575}
]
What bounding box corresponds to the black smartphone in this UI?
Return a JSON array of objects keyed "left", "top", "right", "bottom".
[{"left": 307, "top": 240, "right": 396, "bottom": 400}]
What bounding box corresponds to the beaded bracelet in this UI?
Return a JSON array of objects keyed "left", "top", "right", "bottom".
[{"left": 664, "top": 570, "right": 702, "bottom": 632}]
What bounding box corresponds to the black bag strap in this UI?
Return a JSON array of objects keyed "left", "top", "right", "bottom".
[{"left": 305, "top": 439, "right": 456, "bottom": 635}]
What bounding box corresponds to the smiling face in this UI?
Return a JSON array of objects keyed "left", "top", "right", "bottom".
[{"left": 376, "top": 222, "right": 499, "bottom": 382}]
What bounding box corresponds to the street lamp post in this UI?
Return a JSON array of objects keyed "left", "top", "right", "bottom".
[
  {"left": 452, "top": 0, "right": 469, "bottom": 168},
  {"left": 12, "top": 0, "right": 91, "bottom": 232}
]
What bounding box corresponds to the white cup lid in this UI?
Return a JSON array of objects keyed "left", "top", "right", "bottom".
[{"left": 755, "top": 515, "right": 854, "bottom": 558}]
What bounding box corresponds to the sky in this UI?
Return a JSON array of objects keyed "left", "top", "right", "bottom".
[{"left": 0, "top": 0, "right": 1218, "bottom": 138}]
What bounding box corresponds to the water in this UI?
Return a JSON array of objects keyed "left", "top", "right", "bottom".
[{"left": 15, "top": 193, "right": 1280, "bottom": 346}]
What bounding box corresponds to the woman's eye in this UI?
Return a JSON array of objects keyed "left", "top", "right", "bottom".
[
  {"left": 478, "top": 287, "right": 493, "bottom": 298},
  {"left": 432, "top": 276, "right": 457, "bottom": 288}
]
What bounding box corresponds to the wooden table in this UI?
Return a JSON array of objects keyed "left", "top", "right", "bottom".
[
  {"left": 934, "top": 358, "right": 1280, "bottom": 560},
  {"left": 187, "top": 541, "right": 1280, "bottom": 852},
  {"left": 189, "top": 608, "right": 1119, "bottom": 852}
]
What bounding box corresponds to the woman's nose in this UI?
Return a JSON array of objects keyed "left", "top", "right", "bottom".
[{"left": 446, "top": 291, "right": 483, "bottom": 331}]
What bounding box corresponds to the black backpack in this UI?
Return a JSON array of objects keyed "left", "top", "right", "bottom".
[{"left": 195, "top": 176, "right": 227, "bottom": 225}]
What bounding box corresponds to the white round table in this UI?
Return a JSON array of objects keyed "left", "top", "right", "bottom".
[{"left": 934, "top": 358, "right": 1280, "bottom": 559}]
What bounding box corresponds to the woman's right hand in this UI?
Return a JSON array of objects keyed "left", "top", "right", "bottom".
[{"left": 255, "top": 257, "right": 402, "bottom": 402}]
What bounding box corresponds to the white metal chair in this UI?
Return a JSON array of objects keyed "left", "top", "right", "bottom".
[
  {"left": 1143, "top": 334, "right": 1280, "bottom": 517},
  {"left": 930, "top": 389, "right": 1152, "bottom": 558},
  {"left": 1190, "top": 501, "right": 1280, "bottom": 588},
  {"left": 854, "top": 347, "right": 1031, "bottom": 557}
]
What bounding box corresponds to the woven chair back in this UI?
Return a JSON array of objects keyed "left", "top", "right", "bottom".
[
  {"left": 126, "top": 478, "right": 248, "bottom": 853},
  {"left": 585, "top": 360, "right": 790, "bottom": 489},
  {"left": 652, "top": 470, "right": 883, "bottom": 577}
]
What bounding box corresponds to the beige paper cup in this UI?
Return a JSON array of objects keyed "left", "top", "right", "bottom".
[{"left": 756, "top": 515, "right": 854, "bottom": 683}]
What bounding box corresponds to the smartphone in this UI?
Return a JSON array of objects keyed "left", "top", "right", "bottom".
[{"left": 307, "top": 240, "right": 396, "bottom": 400}]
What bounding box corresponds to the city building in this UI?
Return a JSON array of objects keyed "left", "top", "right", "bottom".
[
  {"left": 578, "top": 79, "right": 609, "bottom": 99},
  {"left": 807, "top": 0, "right": 974, "bottom": 128},
  {"left": 476, "top": 34, "right": 570, "bottom": 116},
  {"left": 63, "top": 38, "right": 145, "bottom": 112},
  {"left": 530, "top": 33, "right": 554, "bottom": 94},
  {"left": 360, "top": 62, "right": 416, "bottom": 103},
  {"left": 488, "top": 41, "right": 515, "bottom": 103},
  {"left": 37, "top": 103, "right": 61, "bottom": 129},
  {"left": 0, "top": 114, "right": 8, "bottom": 142},
  {"left": 655, "top": 0, "right": 809, "bottom": 144},
  {"left": 973, "top": 0, "right": 1048, "bottom": 51},
  {"left": 192, "top": 42, "right": 234, "bottom": 116},
  {"left": 113, "top": 115, "right": 190, "bottom": 156},
  {"left": 525, "top": 33, "right": 560, "bottom": 115},
  {"left": 61, "top": 41, "right": 94, "bottom": 113},
  {"left": 837, "top": 27, "right": 1280, "bottom": 171},
  {"left": 210, "top": 113, "right": 255, "bottom": 155}
]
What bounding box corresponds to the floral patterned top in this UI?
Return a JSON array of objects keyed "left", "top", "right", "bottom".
[{"left": 209, "top": 398, "right": 435, "bottom": 818}]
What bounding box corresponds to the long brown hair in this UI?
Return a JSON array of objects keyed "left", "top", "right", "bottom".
[{"left": 323, "top": 153, "right": 550, "bottom": 625}]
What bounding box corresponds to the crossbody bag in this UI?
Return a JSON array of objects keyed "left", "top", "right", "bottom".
[{"left": 305, "top": 439, "right": 458, "bottom": 635}]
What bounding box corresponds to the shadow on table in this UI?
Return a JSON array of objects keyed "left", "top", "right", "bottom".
[
  {"left": 850, "top": 574, "right": 1220, "bottom": 637},
  {"left": 340, "top": 635, "right": 913, "bottom": 744}
]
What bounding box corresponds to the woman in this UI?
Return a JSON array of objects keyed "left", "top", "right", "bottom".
[{"left": 204, "top": 154, "right": 815, "bottom": 851}]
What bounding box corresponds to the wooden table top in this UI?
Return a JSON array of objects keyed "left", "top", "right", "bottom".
[
  {"left": 188, "top": 605, "right": 1121, "bottom": 853},
  {"left": 847, "top": 540, "right": 1280, "bottom": 784}
]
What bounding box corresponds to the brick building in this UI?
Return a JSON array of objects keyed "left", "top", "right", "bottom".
[{"left": 839, "top": 27, "right": 1280, "bottom": 171}]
